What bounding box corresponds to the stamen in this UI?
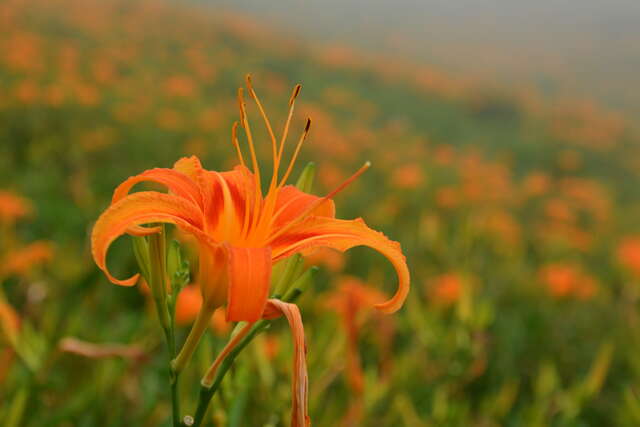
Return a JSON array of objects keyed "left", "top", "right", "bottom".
[
  {"left": 231, "top": 121, "right": 245, "bottom": 167},
  {"left": 322, "top": 161, "right": 370, "bottom": 201},
  {"left": 245, "top": 75, "right": 279, "bottom": 191},
  {"left": 267, "top": 161, "right": 371, "bottom": 244},
  {"left": 237, "top": 87, "right": 263, "bottom": 232},
  {"left": 276, "top": 84, "right": 302, "bottom": 183},
  {"left": 249, "top": 85, "right": 305, "bottom": 244},
  {"left": 279, "top": 118, "right": 311, "bottom": 187},
  {"left": 237, "top": 88, "right": 260, "bottom": 185}
]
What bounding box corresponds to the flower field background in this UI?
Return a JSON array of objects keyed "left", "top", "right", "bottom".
[{"left": 2, "top": 0, "right": 640, "bottom": 425}]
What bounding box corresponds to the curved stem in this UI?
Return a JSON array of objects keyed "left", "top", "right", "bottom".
[
  {"left": 192, "top": 320, "right": 271, "bottom": 427},
  {"left": 201, "top": 322, "right": 253, "bottom": 388}
]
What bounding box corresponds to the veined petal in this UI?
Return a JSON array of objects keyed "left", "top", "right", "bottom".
[
  {"left": 91, "top": 192, "right": 209, "bottom": 286},
  {"left": 271, "top": 217, "right": 410, "bottom": 313},
  {"left": 271, "top": 185, "right": 335, "bottom": 230},
  {"left": 201, "top": 165, "right": 256, "bottom": 237},
  {"left": 198, "top": 243, "right": 229, "bottom": 309},
  {"left": 111, "top": 167, "right": 203, "bottom": 209},
  {"left": 225, "top": 245, "right": 272, "bottom": 322},
  {"left": 263, "top": 299, "right": 309, "bottom": 427}
]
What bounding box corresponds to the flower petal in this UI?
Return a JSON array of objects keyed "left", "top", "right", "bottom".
[
  {"left": 225, "top": 245, "right": 272, "bottom": 322},
  {"left": 271, "top": 185, "right": 335, "bottom": 230},
  {"left": 91, "top": 192, "right": 209, "bottom": 286},
  {"left": 271, "top": 217, "right": 410, "bottom": 313},
  {"left": 263, "top": 299, "right": 310, "bottom": 427}
]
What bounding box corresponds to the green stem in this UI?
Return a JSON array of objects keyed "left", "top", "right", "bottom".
[
  {"left": 137, "top": 228, "right": 181, "bottom": 426},
  {"left": 148, "top": 231, "right": 170, "bottom": 334},
  {"left": 168, "top": 318, "right": 181, "bottom": 427},
  {"left": 172, "top": 306, "right": 214, "bottom": 375},
  {"left": 5, "top": 386, "right": 28, "bottom": 427},
  {"left": 171, "top": 375, "right": 180, "bottom": 427}
]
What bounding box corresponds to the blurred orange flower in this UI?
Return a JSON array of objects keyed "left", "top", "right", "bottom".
[
  {"left": 435, "top": 187, "right": 459, "bottom": 209},
  {"left": 326, "top": 276, "right": 394, "bottom": 425},
  {"left": 2, "top": 241, "right": 54, "bottom": 277},
  {"left": 0, "top": 299, "right": 20, "bottom": 345},
  {"left": 174, "top": 285, "right": 202, "bottom": 325},
  {"left": 544, "top": 198, "right": 575, "bottom": 223},
  {"left": 0, "top": 190, "right": 32, "bottom": 224},
  {"left": 434, "top": 144, "right": 455, "bottom": 166},
  {"left": 478, "top": 210, "right": 521, "bottom": 247},
  {"left": 164, "top": 75, "right": 197, "bottom": 98},
  {"left": 617, "top": 236, "right": 640, "bottom": 276},
  {"left": 156, "top": 109, "right": 184, "bottom": 131},
  {"left": 539, "top": 264, "right": 576, "bottom": 298},
  {"left": 522, "top": 172, "right": 551, "bottom": 197},
  {"left": 392, "top": 164, "right": 424, "bottom": 190},
  {"left": 0, "top": 300, "right": 19, "bottom": 383},
  {"left": 538, "top": 263, "right": 597, "bottom": 300},
  {"left": 428, "top": 273, "right": 463, "bottom": 306}
]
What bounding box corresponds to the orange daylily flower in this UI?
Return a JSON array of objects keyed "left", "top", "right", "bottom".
[{"left": 91, "top": 77, "right": 410, "bottom": 323}]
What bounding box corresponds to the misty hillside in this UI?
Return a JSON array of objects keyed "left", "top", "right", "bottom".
[{"left": 217, "top": 0, "right": 640, "bottom": 117}]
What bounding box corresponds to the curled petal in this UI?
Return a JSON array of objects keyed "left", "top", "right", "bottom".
[
  {"left": 173, "top": 155, "right": 204, "bottom": 181},
  {"left": 111, "top": 167, "right": 203, "bottom": 208},
  {"left": 271, "top": 217, "right": 410, "bottom": 313},
  {"left": 91, "top": 192, "right": 209, "bottom": 286},
  {"left": 263, "top": 299, "right": 309, "bottom": 427},
  {"left": 225, "top": 245, "right": 272, "bottom": 322}
]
